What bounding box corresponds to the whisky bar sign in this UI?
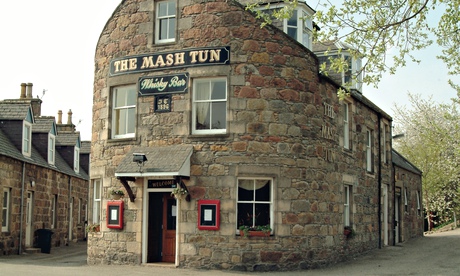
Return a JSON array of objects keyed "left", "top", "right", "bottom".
[
  {"left": 110, "top": 46, "right": 230, "bottom": 76},
  {"left": 139, "top": 73, "right": 188, "bottom": 96}
]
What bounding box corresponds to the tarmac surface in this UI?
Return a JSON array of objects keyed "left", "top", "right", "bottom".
[{"left": 1, "top": 228, "right": 460, "bottom": 275}]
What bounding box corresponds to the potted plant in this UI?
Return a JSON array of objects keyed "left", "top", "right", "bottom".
[
  {"left": 110, "top": 189, "right": 124, "bottom": 200},
  {"left": 86, "top": 223, "right": 100, "bottom": 233},
  {"left": 239, "top": 225, "right": 272, "bottom": 237},
  {"left": 344, "top": 226, "right": 356, "bottom": 239},
  {"left": 171, "top": 187, "right": 188, "bottom": 200}
]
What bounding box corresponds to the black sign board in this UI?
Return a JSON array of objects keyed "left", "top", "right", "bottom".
[
  {"left": 139, "top": 73, "right": 188, "bottom": 96},
  {"left": 148, "top": 179, "right": 176, "bottom": 189},
  {"left": 154, "top": 94, "right": 172, "bottom": 113},
  {"left": 110, "top": 46, "right": 230, "bottom": 76}
]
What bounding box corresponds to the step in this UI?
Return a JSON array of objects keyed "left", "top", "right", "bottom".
[{"left": 24, "top": 247, "right": 41, "bottom": 254}]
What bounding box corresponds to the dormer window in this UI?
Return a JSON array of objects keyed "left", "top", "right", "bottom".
[
  {"left": 48, "top": 134, "right": 56, "bottom": 165},
  {"left": 317, "top": 51, "right": 363, "bottom": 92},
  {"left": 260, "top": 3, "right": 314, "bottom": 50},
  {"left": 74, "top": 146, "right": 80, "bottom": 173},
  {"left": 22, "top": 121, "right": 32, "bottom": 157}
]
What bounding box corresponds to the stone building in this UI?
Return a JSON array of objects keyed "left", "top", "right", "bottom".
[
  {"left": 0, "top": 83, "right": 89, "bottom": 255},
  {"left": 87, "top": 0, "right": 423, "bottom": 271}
]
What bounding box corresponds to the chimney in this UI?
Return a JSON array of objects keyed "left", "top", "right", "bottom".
[
  {"left": 58, "top": 110, "right": 63, "bottom": 124},
  {"left": 20, "top": 83, "right": 26, "bottom": 99},
  {"left": 26, "top": 83, "right": 33, "bottom": 99},
  {"left": 67, "top": 109, "right": 73, "bottom": 125}
]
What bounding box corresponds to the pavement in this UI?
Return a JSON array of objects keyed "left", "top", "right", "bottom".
[{"left": 1, "top": 228, "right": 460, "bottom": 275}]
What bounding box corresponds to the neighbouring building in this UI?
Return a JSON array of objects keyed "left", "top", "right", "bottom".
[
  {"left": 0, "top": 83, "right": 90, "bottom": 255},
  {"left": 87, "top": 0, "right": 423, "bottom": 271}
]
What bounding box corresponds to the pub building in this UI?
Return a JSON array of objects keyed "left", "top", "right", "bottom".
[{"left": 88, "top": 0, "right": 423, "bottom": 271}]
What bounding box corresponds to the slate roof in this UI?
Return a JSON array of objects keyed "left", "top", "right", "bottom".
[
  {"left": 0, "top": 127, "right": 88, "bottom": 180},
  {"left": 0, "top": 102, "right": 31, "bottom": 120},
  {"left": 56, "top": 131, "right": 80, "bottom": 146},
  {"left": 392, "top": 149, "right": 422, "bottom": 175},
  {"left": 33, "top": 117, "right": 55, "bottom": 133},
  {"left": 115, "top": 145, "right": 193, "bottom": 177}
]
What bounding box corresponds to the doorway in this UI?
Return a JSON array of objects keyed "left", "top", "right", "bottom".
[{"left": 147, "top": 192, "right": 176, "bottom": 263}]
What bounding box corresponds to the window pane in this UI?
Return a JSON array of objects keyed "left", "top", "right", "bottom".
[
  {"left": 237, "top": 203, "right": 253, "bottom": 227},
  {"left": 211, "top": 102, "right": 226, "bottom": 129},
  {"left": 158, "top": 2, "right": 168, "bottom": 16},
  {"left": 255, "top": 180, "right": 270, "bottom": 201},
  {"left": 238, "top": 179, "right": 254, "bottom": 201},
  {"left": 127, "top": 108, "right": 136, "bottom": 133},
  {"left": 168, "top": 18, "right": 176, "bottom": 39},
  {"left": 196, "top": 102, "right": 210, "bottom": 129},
  {"left": 114, "top": 88, "right": 126, "bottom": 107},
  {"left": 287, "top": 27, "right": 297, "bottom": 39},
  {"left": 168, "top": 1, "right": 175, "bottom": 15},
  {"left": 3, "top": 191, "right": 7, "bottom": 208},
  {"left": 288, "top": 10, "right": 297, "bottom": 25},
  {"left": 2, "top": 210, "right": 6, "bottom": 227},
  {"left": 195, "top": 82, "right": 210, "bottom": 100},
  {"left": 211, "top": 81, "right": 226, "bottom": 100},
  {"left": 255, "top": 203, "right": 270, "bottom": 225},
  {"left": 94, "top": 182, "right": 101, "bottom": 199},
  {"left": 126, "top": 88, "right": 137, "bottom": 105},
  {"left": 160, "top": 19, "right": 168, "bottom": 40}
]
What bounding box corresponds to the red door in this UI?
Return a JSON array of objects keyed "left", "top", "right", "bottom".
[{"left": 162, "top": 194, "right": 176, "bottom": 262}]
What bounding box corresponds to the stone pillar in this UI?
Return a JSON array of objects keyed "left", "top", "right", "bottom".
[
  {"left": 26, "top": 83, "right": 33, "bottom": 99},
  {"left": 20, "top": 83, "right": 26, "bottom": 99},
  {"left": 58, "top": 110, "right": 63, "bottom": 124}
]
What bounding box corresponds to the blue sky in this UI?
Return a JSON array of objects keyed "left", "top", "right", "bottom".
[{"left": 1, "top": 0, "right": 457, "bottom": 141}]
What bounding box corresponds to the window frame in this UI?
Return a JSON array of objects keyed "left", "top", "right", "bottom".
[
  {"left": 236, "top": 178, "right": 273, "bottom": 235},
  {"left": 111, "top": 84, "right": 137, "bottom": 139},
  {"left": 2, "top": 188, "right": 11, "bottom": 232},
  {"left": 404, "top": 188, "right": 408, "bottom": 213},
  {"left": 155, "top": 0, "right": 176, "bottom": 44},
  {"left": 48, "top": 133, "right": 56, "bottom": 165},
  {"left": 382, "top": 123, "right": 387, "bottom": 163},
  {"left": 366, "top": 129, "right": 373, "bottom": 172},
  {"left": 74, "top": 146, "right": 80, "bottom": 173},
  {"left": 93, "top": 179, "right": 102, "bottom": 224},
  {"left": 192, "top": 77, "right": 228, "bottom": 135},
  {"left": 417, "top": 191, "right": 421, "bottom": 216},
  {"left": 344, "top": 185, "right": 351, "bottom": 227},
  {"left": 22, "top": 121, "right": 32, "bottom": 157}
]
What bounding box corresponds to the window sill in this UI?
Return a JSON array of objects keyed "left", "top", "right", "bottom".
[
  {"left": 108, "top": 137, "right": 137, "bottom": 144},
  {"left": 189, "top": 133, "right": 230, "bottom": 140}
]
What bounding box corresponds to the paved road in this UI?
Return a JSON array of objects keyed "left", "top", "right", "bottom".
[{"left": 1, "top": 228, "right": 459, "bottom": 275}]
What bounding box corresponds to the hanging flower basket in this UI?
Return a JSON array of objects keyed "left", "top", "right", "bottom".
[
  {"left": 171, "top": 187, "right": 188, "bottom": 200},
  {"left": 110, "top": 189, "right": 124, "bottom": 200}
]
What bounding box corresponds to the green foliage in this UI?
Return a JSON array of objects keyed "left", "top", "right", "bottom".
[
  {"left": 393, "top": 94, "right": 460, "bottom": 227},
  {"left": 110, "top": 189, "right": 124, "bottom": 196},
  {"left": 244, "top": 0, "right": 460, "bottom": 93}
]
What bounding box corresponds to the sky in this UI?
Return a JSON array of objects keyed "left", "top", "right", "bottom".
[{"left": 1, "top": 1, "right": 458, "bottom": 141}]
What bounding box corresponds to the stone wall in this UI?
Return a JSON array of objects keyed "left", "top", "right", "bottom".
[{"left": 89, "top": 0, "right": 394, "bottom": 271}]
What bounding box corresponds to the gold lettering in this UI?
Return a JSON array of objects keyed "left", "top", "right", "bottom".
[
  {"left": 166, "top": 54, "right": 174, "bottom": 66},
  {"left": 141, "top": 56, "right": 155, "bottom": 69},
  {"left": 113, "top": 61, "right": 121, "bottom": 72},
  {"left": 198, "top": 50, "right": 209, "bottom": 62},
  {"left": 174, "top": 52, "right": 185, "bottom": 65},
  {"left": 209, "top": 49, "right": 221, "bottom": 62},
  {"left": 129, "top": 58, "right": 137, "bottom": 70},
  {"left": 120, "top": 60, "right": 129, "bottom": 71},
  {"left": 189, "top": 51, "right": 199, "bottom": 63},
  {"left": 155, "top": 55, "right": 166, "bottom": 67}
]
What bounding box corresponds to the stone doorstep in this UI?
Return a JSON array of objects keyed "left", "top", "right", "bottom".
[{"left": 24, "top": 247, "right": 41, "bottom": 254}]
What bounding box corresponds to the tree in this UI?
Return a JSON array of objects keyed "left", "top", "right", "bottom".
[
  {"left": 245, "top": 0, "right": 460, "bottom": 94},
  {"left": 393, "top": 94, "right": 460, "bottom": 228}
]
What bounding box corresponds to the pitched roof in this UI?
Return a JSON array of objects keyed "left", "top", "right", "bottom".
[
  {"left": 56, "top": 131, "right": 80, "bottom": 146},
  {"left": 0, "top": 102, "right": 32, "bottom": 120},
  {"left": 115, "top": 145, "right": 193, "bottom": 177},
  {"left": 33, "top": 117, "right": 55, "bottom": 133},
  {"left": 392, "top": 149, "right": 422, "bottom": 175}
]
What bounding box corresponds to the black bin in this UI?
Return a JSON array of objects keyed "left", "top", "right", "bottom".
[{"left": 36, "top": 229, "right": 53, "bottom": 254}]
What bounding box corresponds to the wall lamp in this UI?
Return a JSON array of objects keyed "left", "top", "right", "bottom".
[{"left": 133, "top": 153, "right": 147, "bottom": 173}]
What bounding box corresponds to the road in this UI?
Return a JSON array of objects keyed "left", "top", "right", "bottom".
[{"left": 1, "top": 228, "right": 459, "bottom": 275}]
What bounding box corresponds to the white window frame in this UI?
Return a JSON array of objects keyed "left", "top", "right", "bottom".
[
  {"left": 343, "top": 103, "right": 350, "bottom": 149},
  {"left": 236, "top": 178, "right": 273, "bottom": 234},
  {"left": 344, "top": 185, "right": 351, "bottom": 227},
  {"left": 366, "top": 130, "right": 373, "bottom": 172},
  {"left": 51, "top": 195, "right": 57, "bottom": 229},
  {"left": 74, "top": 146, "right": 80, "bottom": 173},
  {"left": 404, "top": 188, "right": 408, "bottom": 212},
  {"left": 112, "top": 84, "right": 137, "bottom": 139},
  {"left": 48, "top": 133, "right": 55, "bottom": 165},
  {"left": 22, "top": 121, "right": 32, "bottom": 157},
  {"left": 93, "top": 180, "right": 102, "bottom": 224},
  {"left": 192, "top": 77, "right": 227, "bottom": 135},
  {"left": 302, "top": 10, "right": 313, "bottom": 49},
  {"left": 2, "top": 188, "right": 11, "bottom": 232},
  {"left": 155, "top": 0, "right": 176, "bottom": 44},
  {"left": 417, "top": 191, "right": 421, "bottom": 215},
  {"left": 382, "top": 123, "right": 387, "bottom": 163}
]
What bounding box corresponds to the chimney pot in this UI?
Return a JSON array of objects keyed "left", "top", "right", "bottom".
[
  {"left": 20, "top": 83, "right": 27, "bottom": 99},
  {"left": 26, "top": 83, "right": 33, "bottom": 99},
  {"left": 58, "top": 110, "right": 63, "bottom": 124},
  {"left": 67, "top": 109, "right": 73, "bottom": 125}
]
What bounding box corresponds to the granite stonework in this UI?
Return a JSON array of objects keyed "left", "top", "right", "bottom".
[{"left": 87, "top": 0, "right": 422, "bottom": 271}]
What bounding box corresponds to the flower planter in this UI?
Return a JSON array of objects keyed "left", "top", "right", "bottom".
[
  {"left": 111, "top": 194, "right": 122, "bottom": 200},
  {"left": 173, "top": 193, "right": 187, "bottom": 200}
]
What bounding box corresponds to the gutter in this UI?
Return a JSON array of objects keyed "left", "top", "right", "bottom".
[{"left": 377, "top": 113, "right": 382, "bottom": 249}]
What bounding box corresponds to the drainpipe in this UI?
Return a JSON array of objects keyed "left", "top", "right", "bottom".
[
  {"left": 67, "top": 176, "right": 72, "bottom": 245},
  {"left": 19, "top": 162, "right": 25, "bottom": 255},
  {"left": 377, "top": 113, "right": 382, "bottom": 249}
]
